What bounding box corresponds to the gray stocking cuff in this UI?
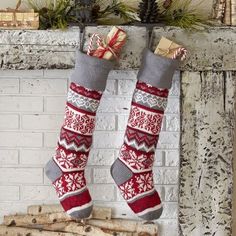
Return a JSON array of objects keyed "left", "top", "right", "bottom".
[
  {"left": 70, "top": 50, "right": 114, "bottom": 91},
  {"left": 137, "top": 48, "right": 180, "bottom": 89}
]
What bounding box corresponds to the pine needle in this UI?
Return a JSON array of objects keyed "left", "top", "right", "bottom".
[
  {"left": 159, "top": 0, "right": 209, "bottom": 30},
  {"left": 97, "top": 0, "right": 139, "bottom": 23},
  {"left": 27, "top": 0, "right": 74, "bottom": 29}
]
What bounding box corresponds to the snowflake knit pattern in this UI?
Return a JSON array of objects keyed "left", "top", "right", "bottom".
[
  {"left": 45, "top": 82, "right": 102, "bottom": 219},
  {"left": 111, "top": 81, "right": 168, "bottom": 220}
]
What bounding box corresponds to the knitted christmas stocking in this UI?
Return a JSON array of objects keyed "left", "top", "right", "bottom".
[
  {"left": 111, "top": 48, "right": 180, "bottom": 221},
  {"left": 45, "top": 51, "right": 113, "bottom": 219}
]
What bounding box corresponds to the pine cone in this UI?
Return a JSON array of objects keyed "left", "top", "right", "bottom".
[
  {"left": 92, "top": 4, "right": 100, "bottom": 19},
  {"left": 138, "top": 0, "right": 160, "bottom": 23},
  {"left": 163, "top": 0, "right": 172, "bottom": 9}
]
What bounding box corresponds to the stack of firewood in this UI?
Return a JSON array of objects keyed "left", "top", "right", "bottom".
[{"left": 0, "top": 204, "right": 158, "bottom": 236}]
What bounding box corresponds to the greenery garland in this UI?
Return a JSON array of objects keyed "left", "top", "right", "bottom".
[{"left": 27, "top": 0, "right": 209, "bottom": 30}]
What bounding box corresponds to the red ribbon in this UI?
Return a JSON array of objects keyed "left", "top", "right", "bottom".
[{"left": 93, "top": 27, "right": 126, "bottom": 60}]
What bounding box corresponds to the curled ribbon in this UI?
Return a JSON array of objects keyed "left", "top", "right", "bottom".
[{"left": 87, "top": 28, "right": 126, "bottom": 60}]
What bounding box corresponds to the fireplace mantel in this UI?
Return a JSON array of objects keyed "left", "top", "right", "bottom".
[
  {"left": 0, "top": 26, "right": 236, "bottom": 236},
  {"left": 0, "top": 26, "right": 235, "bottom": 71}
]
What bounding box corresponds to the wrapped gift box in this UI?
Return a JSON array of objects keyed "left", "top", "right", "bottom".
[
  {"left": 154, "top": 36, "right": 183, "bottom": 58},
  {"left": 90, "top": 26, "right": 127, "bottom": 60}
]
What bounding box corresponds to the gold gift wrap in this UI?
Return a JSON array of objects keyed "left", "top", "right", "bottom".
[{"left": 154, "top": 36, "right": 182, "bottom": 58}]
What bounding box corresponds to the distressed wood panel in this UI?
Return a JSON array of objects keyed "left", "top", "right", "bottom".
[
  {"left": 0, "top": 29, "right": 80, "bottom": 46},
  {"left": 0, "top": 45, "right": 76, "bottom": 70},
  {"left": 179, "top": 71, "right": 236, "bottom": 236},
  {"left": 152, "top": 27, "right": 236, "bottom": 71},
  {"left": 233, "top": 128, "right": 236, "bottom": 236},
  {"left": 0, "top": 29, "right": 80, "bottom": 70}
]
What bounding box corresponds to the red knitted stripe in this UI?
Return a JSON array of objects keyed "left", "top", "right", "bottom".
[
  {"left": 60, "top": 127, "right": 93, "bottom": 145},
  {"left": 55, "top": 145, "right": 89, "bottom": 161},
  {"left": 125, "top": 127, "right": 159, "bottom": 151},
  {"left": 66, "top": 102, "right": 96, "bottom": 116},
  {"left": 70, "top": 82, "right": 102, "bottom": 100},
  {"left": 60, "top": 189, "right": 92, "bottom": 212},
  {"left": 131, "top": 101, "right": 164, "bottom": 114},
  {"left": 60, "top": 127, "right": 93, "bottom": 138},
  {"left": 136, "top": 81, "right": 169, "bottom": 98},
  {"left": 122, "top": 142, "right": 155, "bottom": 157},
  {"left": 57, "top": 144, "right": 89, "bottom": 156},
  {"left": 58, "top": 138, "right": 92, "bottom": 151},
  {"left": 128, "top": 191, "right": 161, "bottom": 214},
  {"left": 126, "top": 125, "right": 158, "bottom": 138}
]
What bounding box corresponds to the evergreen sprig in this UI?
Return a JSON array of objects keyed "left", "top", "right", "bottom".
[
  {"left": 27, "top": 0, "right": 75, "bottom": 29},
  {"left": 96, "top": 0, "right": 139, "bottom": 24},
  {"left": 159, "top": 0, "right": 208, "bottom": 29},
  {"left": 27, "top": 0, "right": 139, "bottom": 28},
  {"left": 27, "top": 0, "right": 209, "bottom": 30}
]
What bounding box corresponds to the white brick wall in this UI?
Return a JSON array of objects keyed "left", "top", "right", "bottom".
[{"left": 0, "top": 70, "right": 180, "bottom": 236}]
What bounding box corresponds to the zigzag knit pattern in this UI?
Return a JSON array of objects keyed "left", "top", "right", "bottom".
[
  {"left": 111, "top": 81, "right": 168, "bottom": 220},
  {"left": 45, "top": 82, "right": 102, "bottom": 219},
  {"left": 58, "top": 128, "right": 92, "bottom": 153}
]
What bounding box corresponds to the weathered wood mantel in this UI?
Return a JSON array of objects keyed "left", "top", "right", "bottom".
[
  {"left": 0, "top": 26, "right": 236, "bottom": 236},
  {"left": 0, "top": 26, "right": 235, "bottom": 70}
]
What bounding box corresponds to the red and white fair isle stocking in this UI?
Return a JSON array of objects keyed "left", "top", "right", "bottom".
[
  {"left": 111, "top": 48, "right": 180, "bottom": 220},
  {"left": 45, "top": 51, "right": 113, "bottom": 219}
]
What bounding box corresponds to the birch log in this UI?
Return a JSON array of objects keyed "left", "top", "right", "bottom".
[
  {"left": 224, "top": 0, "right": 231, "bottom": 24},
  {"left": 86, "top": 219, "right": 158, "bottom": 235},
  {"left": 27, "top": 205, "right": 112, "bottom": 220},
  {"left": 26, "top": 222, "right": 133, "bottom": 236},
  {"left": 212, "top": 0, "right": 226, "bottom": 21},
  {"left": 231, "top": 0, "right": 236, "bottom": 25},
  {"left": 27, "top": 204, "right": 65, "bottom": 214},
  {"left": 179, "top": 71, "right": 236, "bottom": 236},
  {"left": 0, "top": 225, "right": 78, "bottom": 236},
  {"left": 3, "top": 213, "right": 73, "bottom": 226}
]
